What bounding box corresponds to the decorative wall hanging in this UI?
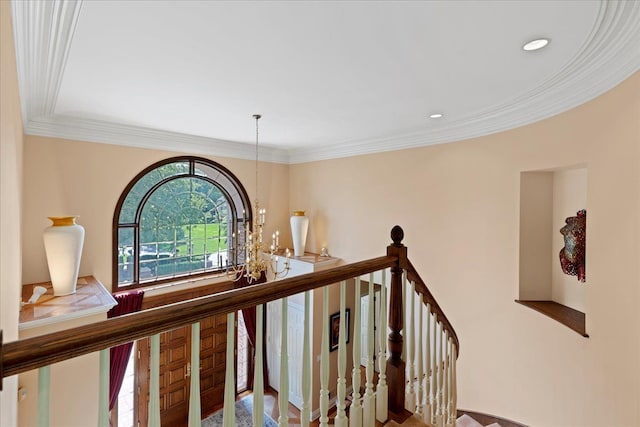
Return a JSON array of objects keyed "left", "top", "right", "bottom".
[
  {"left": 329, "top": 308, "right": 350, "bottom": 352},
  {"left": 559, "top": 209, "right": 586, "bottom": 282}
]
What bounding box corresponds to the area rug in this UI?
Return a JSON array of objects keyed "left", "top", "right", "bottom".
[{"left": 201, "top": 395, "right": 277, "bottom": 427}]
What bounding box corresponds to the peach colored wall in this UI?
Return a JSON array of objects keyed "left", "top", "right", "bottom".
[
  {"left": 290, "top": 72, "right": 640, "bottom": 426},
  {"left": 1, "top": 1, "right": 24, "bottom": 425},
  {"left": 22, "top": 136, "right": 290, "bottom": 289},
  {"left": 18, "top": 314, "right": 104, "bottom": 427},
  {"left": 518, "top": 172, "right": 553, "bottom": 300},
  {"left": 20, "top": 136, "right": 289, "bottom": 426}
]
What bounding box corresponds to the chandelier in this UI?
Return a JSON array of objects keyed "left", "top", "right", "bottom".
[{"left": 226, "top": 114, "right": 290, "bottom": 283}]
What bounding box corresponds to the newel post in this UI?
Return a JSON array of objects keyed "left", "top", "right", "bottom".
[{"left": 387, "top": 226, "right": 408, "bottom": 414}]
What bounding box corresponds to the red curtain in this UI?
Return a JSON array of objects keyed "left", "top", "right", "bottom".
[
  {"left": 107, "top": 291, "right": 145, "bottom": 410},
  {"left": 238, "top": 272, "right": 269, "bottom": 390}
]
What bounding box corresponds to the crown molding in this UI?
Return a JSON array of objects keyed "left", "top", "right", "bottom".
[
  {"left": 289, "top": 0, "right": 640, "bottom": 164},
  {"left": 14, "top": 0, "right": 640, "bottom": 165},
  {"left": 11, "top": 0, "right": 83, "bottom": 122},
  {"left": 25, "top": 115, "right": 291, "bottom": 164}
]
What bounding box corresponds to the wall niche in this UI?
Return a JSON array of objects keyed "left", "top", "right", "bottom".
[{"left": 517, "top": 166, "right": 588, "bottom": 337}]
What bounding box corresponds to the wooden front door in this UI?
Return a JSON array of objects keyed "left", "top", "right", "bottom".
[
  {"left": 134, "top": 284, "right": 235, "bottom": 427},
  {"left": 136, "top": 314, "right": 231, "bottom": 427}
]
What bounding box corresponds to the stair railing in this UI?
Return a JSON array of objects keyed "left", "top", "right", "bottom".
[
  {"left": 0, "top": 226, "right": 458, "bottom": 427},
  {"left": 402, "top": 255, "right": 460, "bottom": 426}
]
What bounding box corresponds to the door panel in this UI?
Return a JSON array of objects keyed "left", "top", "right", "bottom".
[
  {"left": 135, "top": 285, "right": 235, "bottom": 427},
  {"left": 159, "top": 327, "right": 191, "bottom": 427},
  {"left": 199, "top": 313, "right": 229, "bottom": 418}
]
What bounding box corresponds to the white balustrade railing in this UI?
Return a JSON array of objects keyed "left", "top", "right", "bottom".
[
  {"left": 376, "top": 268, "right": 389, "bottom": 422},
  {"left": 188, "top": 322, "right": 201, "bottom": 427},
  {"left": 415, "top": 285, "right": 424, "bottom": 418},
  {"left": 335, "top": 281, "right": 348, "bottom": 427},
  {"left": 278, "top": 297, "right": 289, "bottom": 427},
  {"left": 222, "top": 312, "right": 236, "bottom": 427},
  {"left": 363, "top": 272, "right": 376, "bottom": 426},
  {"left": 254, "top": 304, "right": 265, "bottom": 427},
  {"left": 406, "top": 275, "right": 416, "bottom": 412},
  {"left": 319, "top": 286, "right": 330, "bottom": 427},
  {"left": 38, "top": 366, "right": 50, "bottom": 427},
  {"left": 301, "top": 291, "right": 311, "bottom": 427},
  {"left": 350, "top": 277, "right": 363, "bottom": 427},
  {"left": 23, "top": 262, "right": 457, "bottom": 427},
  {"left": 98, "top": 350, "right": 109, "bottom": 427},
  {"left": 402, "top": 280, "right": 459, "bottom": 427},
  {"left": 149, "top": 334, "right": 161, "bottom": 426}
]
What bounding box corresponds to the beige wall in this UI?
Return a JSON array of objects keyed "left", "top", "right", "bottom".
[
  {"left": 21, "top": 136, "right": 290, "bottom": 289},
  {"left": 519, "top": 172, "right": 553, "bottom": 300},
  {"left": 18, "top": 315, "right": 104, "bottom": 427},
  {"left": 19, "top": 137, "right": 289, "bottom": 426},
  {"left": 6, "top": 12, "right": 638, "bottom": 424},
  {"left": 290, "top": 72, "right": 640, "bottom": 426},
  {"left": 1, "top": 1, "right": 24, "bottom": 425}
]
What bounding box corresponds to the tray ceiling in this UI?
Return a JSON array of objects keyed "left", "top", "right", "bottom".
[{"left": 11, "top": 0, "right": 640, "bottom": 163}]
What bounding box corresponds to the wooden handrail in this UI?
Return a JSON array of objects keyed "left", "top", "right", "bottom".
[
  {"left": 1, "top": 256, "right": 396, "bottom": 378},
  {"left": 405, "top": 259, "right": 460, "bottom": 357}
]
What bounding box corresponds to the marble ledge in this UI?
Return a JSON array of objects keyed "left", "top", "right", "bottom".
[
  {"left": 20, "top": 276, "right": 117, "bottom": 331},
  {"left": 272, "top": 250, "right": 340, "bottom": 265}
]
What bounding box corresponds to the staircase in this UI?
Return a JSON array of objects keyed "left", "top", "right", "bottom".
[
  {"left": 387, "top": 413, "right": 513, "bottom": 427},
  {"left": 0, "top": 226, "right": 529, "bottom": 427}
]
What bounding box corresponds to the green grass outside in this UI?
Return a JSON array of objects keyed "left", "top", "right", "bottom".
[{"left": 174, "top": 223, "right": 228, "bottom": 256}]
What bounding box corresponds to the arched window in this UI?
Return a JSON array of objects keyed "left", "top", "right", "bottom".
[{"left": 113, "top": 156, "right": 251, "bottom": 291}]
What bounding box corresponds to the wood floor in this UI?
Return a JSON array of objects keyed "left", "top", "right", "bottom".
[{"left": 247, "top": 386, "right": 386, "bottom": 427}]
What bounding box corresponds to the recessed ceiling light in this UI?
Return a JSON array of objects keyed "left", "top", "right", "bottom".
[
  {"left": 429, "top": 113, "right": 443, "bottom": 119},
  {"left": 523, "top": 38, "right": 550, "bottom": 51}
]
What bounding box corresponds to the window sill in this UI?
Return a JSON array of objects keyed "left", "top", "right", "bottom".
[
  {"left": 118, "top": 272, "right": 235, "bottom": 301},
  {"left": 515, "top": 300, "right": 588, "bottom": 337}
]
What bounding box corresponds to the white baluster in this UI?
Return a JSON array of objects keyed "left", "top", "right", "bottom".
[
  {"left": 301, "top": 292, "right": 311, "bottom": 427},
  {"left": 350, "top": 277, "right": 363, "bottom": 427},
  {"left": 38, "top": 366, "right": 50, "bottom": 427},
  {"left": 319, "top": 287, "right": 330, "bottom": 427},
  {"left": 402, "top": 272, "right": 407, "bottom": 364},
  {"left": 149, "top": 334, "right": 161, "bottom": 427},
  {"left": 188, "top": 323, "right": 201, "bottom": 427},
  {"left": 376, "top": 269, "right": 388, "bottom": 422},
  {"left": 223, "top": 313, "right": 236, "bottom": 427},
  {"left": 423, "top": 305, "right": 432, "bottom": 425},
  {"left": 436, "top": 322, "right": 444, "bottom": 427},
  {"left": 98, "top": 349, "right": 109, "bottom": 427},
  {"left": 406, "top": 277, "right": 415, "bottom": 412},
  {"left": 443, "top": 331, "right": 449, "bottom": 427},
  {"left": 279, "top": 298, "right": 289, "bottom": 427},
  {"left": 431, "top": 315, "right": 438, "bottom": 427},
  {"left": 254, "top": 305, "right": 265, "bottom": 427},
  {"left": 335, "top": 281, "right": 348, "bottom": 427},
  {"left": 363, "top": 273, "right": 376, "bottom": 426},
  {"left": 446, "top": 338, "right": 454, "bottom": 427},
  {"left": 452, "top": 345, "right": 458, "bottom": 427},
  {"left": 415, "top": 290, "right": 423, "bottom": 417}
]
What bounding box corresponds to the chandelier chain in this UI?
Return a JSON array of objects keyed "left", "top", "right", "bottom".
[
  {"left": 224, "top": 114, "right": 290, "bottom": 283},
  {"left": 254, "top": 114, "right": 260, "bottom": 206}
]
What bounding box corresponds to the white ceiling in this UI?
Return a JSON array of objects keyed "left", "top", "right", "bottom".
[{"left": 11, "top": 1, "right": 640, "bottom": 163}]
